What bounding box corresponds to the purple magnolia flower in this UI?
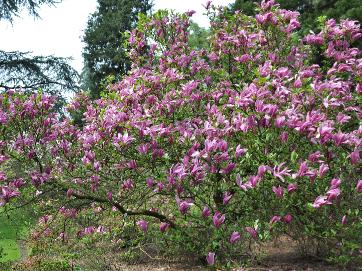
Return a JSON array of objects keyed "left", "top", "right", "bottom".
[
  {"left": 245, "top": 226, "right": 258, "bottom": 239},
  {"left": 270, "top": 215, "right": 281, "bottom": 225},
  {"left": 206, "top": 252, "right": 215, "bottom": 266},
  {"left": 235, "top": 54, "right": 251, "bottom": 63},
  {"left": 326, "top": 188, "right": 340, "bottom": 201},
  {"left": 341, "top": 215, "right": 347, "bottom": 225},
  {"left": 350, "top": 150, "right": 360, "bottom": 165},
  {"left": 107, "top": 191, "right": 113, "bottom": 201},
  {"left": 229, "top": 231, "right": 240, "bottom": 244},
  {"left": 179, "top": 201, "right": 191, "bottom": 215},
  {"left": 273, "top": 163, "right": 291, "bottom": 182},
  {"left": 293, "top": 161, "right": 308, "bottom": 178},
  {"left": 202, "top": 206, "right": 211, "bottom": 218},
  {"left": 280, "top": 131, "right": 289, "bottom": 142},
  {"left": 312, "top": 195, "right": 332, "bottom": 208},
  {"left": 272, "top": 186, "right": 284, "bottom": 198},
  {"left": 283, "top": 214, "right": 293, "bottom": 224},
  {"left": 248, "top": 175, "right": 260, "bottom": 188},
  {"left": 220, "top": 163, "right": 235, "bottom": 174},
  {"left": 0, "top": 186, "right": 20, "bottom": 206},
  {"left": 257, "top": 165, "right": 269, "bottom": 177},
  {"left": 294, "top": 77, "right": 302, "bottom": 88},
  {"left": 137, "top": 220, "right": 148, "bottom": 232},
  {"left": 235, "top": 145, "right": 247, "bottom": 158},
  {"left": 357, "top": 180, "right": 362, "bottom": 193},
  {"left": 84, "top": 226, "right": 95, "bottom": 235},
  {"left": 223, "top": 191, "right": 232, "bottom": 205},
  {"left": 160, "top": 222, "right": 169, "bottom": 232},
  {"left": 146, "top": 177, "right": 154, "bottom": 188},
  {"left": 287, "top": 183, "right": 297, "bottom": 193},
  {"left": 236, "top": 174, "right": 251, "bottom": 191},
  {"left": 11, "top": 178, "right": 25, "bottom": 189},
  {"left": 212, "top": 212, "right": 225, "bottom": 228},
  {"left": 330, "top": 178, "right": 341, "bottom": 189},
  {"left": 66, "top": 188, "right": 73, "bottom": 198},
  {"left": 318, "top": 163, "right": 329, "bottom": 177},
  {"left": 122, "top": 179, "right": 134, "bottom": 190}
]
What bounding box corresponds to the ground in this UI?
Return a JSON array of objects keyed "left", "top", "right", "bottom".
[{"left": 0, "top": 208, "right": 30, "bottom": 263}]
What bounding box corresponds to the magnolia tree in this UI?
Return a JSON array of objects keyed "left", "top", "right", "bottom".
[{"left": 0, "top": 0, "right": 361, "bottom": 267}]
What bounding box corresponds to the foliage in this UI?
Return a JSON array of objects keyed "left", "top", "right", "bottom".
[
  {"left": 0, "top": 0, "right": 361, "bottom": 269},
  {"left": 0, "top": 0, "right": 61, "bottom": 22},
  {"left": 0, "top": 207, "right": 34, "bottom": 263},
  {"left": 188, "top": 22, "right": 210, "bottom": 50},
  {"left": 0, "top": 51, "right": 79, "bottom": 110},
  {"left": 0, "top": 0, "right": 78, "bottom": 112},
  {"left": 230, "top": 0, "right": 362, "bottom": 33},
  {"left": 82, "top": 0, "right": 153, "bottom": 99}
]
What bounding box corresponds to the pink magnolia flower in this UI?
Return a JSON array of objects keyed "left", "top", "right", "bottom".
[
  {"left": 326, "top": 188, "right": 340, "bottom": 201},
  {"left": 273, "top": 163, "right": 291, "bottom": 182},
  {"left": 212, "top": 212, "right": 225, "bottom": 228},
  {"left": 229, "top": 231, "right": 241, "bottom": 244},
  {"left": 294, "top": 77, "right": 302, "bottom": 88},
  {"left": 160, "top": 222, "right": 170, "bottom": 232},
  {"left": 0, "top": 186, "right": 20, "bottom": 204},
  {"left": 357, "top": 180, "right": 362, "bottom": 193},
  {"left": 272, "top": 186, "right": 284, "bottom": 198},
  {"left": 107, "top": 191, "right": 113, "bottom": 201},
  {"left": 202, "top": 206, "right": 211, "bottom": 218},
  {"left": 220, "top": 163, "right": 235, "bottom": 174},
  {"left": 293, "top": 161, "right": 308, "bottom": 178},
  {"left": 283, "top": 214, "right": 293, "bottom": 224},
  {"left": 67, "top": 188, "right": 73, "bottom": 198},
  {"left": 257, "top": 165, "right": 269, "bottom": 177},
  {"left": 122, "top": 179, "right": 134, "bottom": 190},
  {"left": 350, "top": 150, "right": 360, "bottom": 165},
  {"left": 245, "top": 226, "right": 258, "bottom": 239},
  {"left": 236, "top": 174, "right": 252, "bottom": 191},
  {"left": 318, "top": 164, "right": 329, "bottom": 178},
  {"left": 179, "top": 201, "right": 191, "bottom": 215},
  {"left": 270, "top": 215, "right": 281, "bottom": 225},
  {"left": 223, "top": 192, "right": 233, "bottom": 205},
  {"left": 146, "top": 177, "right": 154, "bottom": 188},
  {"left": 206, "top": 252, "right": 215, "bottom": 266},
  {"left": 137, "top": 220, "right": 148, "bottom": 232},
  {"left": 330, "top": 178, "right": 341, "bottom": 189},
  {"left": 280, "top": 131, "right": 289, "bottom": 142},
  {"left": 341, "top": 215, "right": 347, "bottom": 225},
  {"left": 235, "top": 145, "right": 247, "bottom": 158},
  {"left": 287, "top": 183, "right": 298, "bottom": 193},
  {"left": 312, "top": 195, "right": 332, "bottom": 208}
]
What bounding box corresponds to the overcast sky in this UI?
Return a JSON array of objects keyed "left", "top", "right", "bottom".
[{"left": 0, "top": 0, "right": 233, "bottom": 73}]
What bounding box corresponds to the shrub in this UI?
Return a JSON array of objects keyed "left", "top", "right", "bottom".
[{"left": 0, "top": 0, "right": 361, "bottom": 268}]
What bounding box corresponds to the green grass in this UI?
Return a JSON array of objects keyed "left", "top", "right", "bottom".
[
  {"left": 0, "top": 208, "right": 32, "bottom": 263},
  {"left": 0, "top": 239, "right": 20, "bottom": 262}
]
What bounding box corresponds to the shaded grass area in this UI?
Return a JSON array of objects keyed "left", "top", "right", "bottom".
[{"left": 0, "top": 208, "right": 32, "bottom": 263}]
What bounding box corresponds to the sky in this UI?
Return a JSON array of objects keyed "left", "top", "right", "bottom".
[{"left": 0, "top": 0, "right": 234, "bottom": 73}]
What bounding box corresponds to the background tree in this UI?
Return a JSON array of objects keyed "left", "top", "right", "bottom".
[
  {"left": 82, "top": 0, "right": 153, "bottom": 99},
  {"left": 188, "top": 22, "right": 210, "bottom": 50},
  {"left": 230, "top": 0, "right": 361, "bottom": 33},
  {"left": 0, "top": 0, "right": 62, "bottom": 22},
  {"left": 0, "top": 0, "right": 79, "bottom": 112},
  {"left": 0, "top": 51, "right": 79, "bottom": 110}
]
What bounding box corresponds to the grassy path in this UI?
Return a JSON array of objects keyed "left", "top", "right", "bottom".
[{"left": 0, "top": 209, "right": 32, "bottom": 263}]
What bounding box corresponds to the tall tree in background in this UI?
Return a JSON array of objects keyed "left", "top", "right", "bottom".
[
  {"left": 188, "top": 22, "right": 210, "bottom": 50},
  {"left": 230, "top": 0, "right": 361, "bottom": 33},
  {"left": 0, "top": 0, "right": 61, "bottom": 22},
  {"left": 0, "top": 0, "right": 79, "bottom": 110},
  {"left": 82, "top": 0, "right": 153, "bottom": 99}
]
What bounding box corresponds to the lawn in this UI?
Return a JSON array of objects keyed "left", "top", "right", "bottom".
[{"left": 0, "top": 208, "right": 32, "bottom": 263}]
